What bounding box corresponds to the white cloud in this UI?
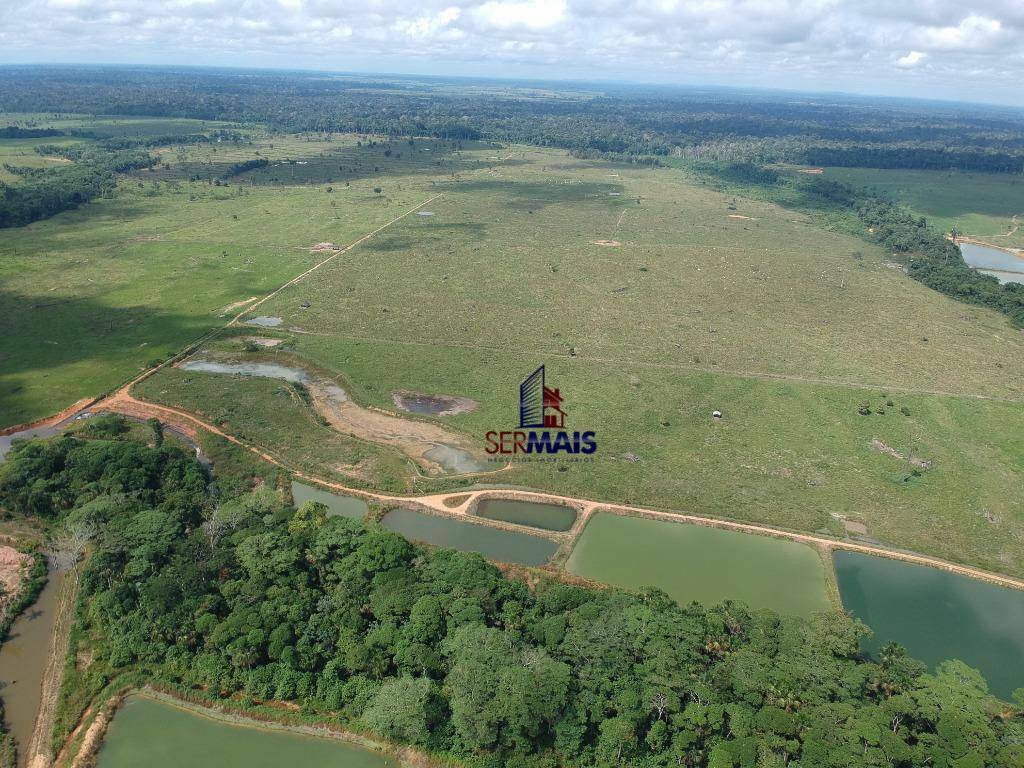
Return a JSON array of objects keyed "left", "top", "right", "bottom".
[
  {"left": 896, "top": 50, "right": 926, "bottom": 68},
  {"left": 0, "top": 0, "right": 1022, "bottom": 105},
  {"left": 473, "top": 0, "right": 567, "bottom": 30}
]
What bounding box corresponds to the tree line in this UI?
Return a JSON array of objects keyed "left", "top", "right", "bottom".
[
  {"left": 3, "top": 67, "right": 1024, "bottom": 173},
  {"left": 0, "top": 144, "right": 154, "bottom": 228},
  {"left": 1, "top": 432, "right": 1022, "bottom": 768}
]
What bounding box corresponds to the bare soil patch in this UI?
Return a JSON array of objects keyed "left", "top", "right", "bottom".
[
  {"left": 246, "top": 336, "right": 284, "bottom": 347},
  {"left": 870, "top": 438, "right": 932, "bottom": 468},
  {"left": 798, "top": 168, "right": 824, "bottom": 174},
  {"left": 218, "top": 296, "right": 258, "bottom": 317},
  {"left": 592, "top": 239, "right": 621, "bottom": 247},
  {"left": 0, "top": 545, "right": 30, "bottom": 599},
  {"left": 727, "top": 214, "right": 758, "bottom": 221},
  {"left": 309, "top": 242, "right": 338, "bottom": 252},
  {"left": 309, "top": 382, "right": 484, "bottom": 475}
]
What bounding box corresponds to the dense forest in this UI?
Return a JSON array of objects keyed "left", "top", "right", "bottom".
[
  {"left": 0, "top": 143, "right": 153, "bottom": 228},
  {"left": 1, "top": 431, "right": 1022, "bottom": 768},
  {"left": 3, "top": 66, "right": 1024, "bottom": 172}
]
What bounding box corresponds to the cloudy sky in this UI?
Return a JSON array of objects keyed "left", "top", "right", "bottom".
[{"left": 2, "top": 0, "right": 1023, "bottom": 105}]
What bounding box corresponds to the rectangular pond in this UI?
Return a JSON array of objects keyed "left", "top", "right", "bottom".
[
  {"left": 381, "top": 509, "right": 559, "bottom": 566},
  {"left": 475, "top": 498, "right": 577, "bottom": 532},
  {"left": 96, "top": 696, "right": 394, "bottom": 768},
  {"left": 290, "top": 481, "right": 369, "bottom": 520},
  {"left": 833, "top": 550, "right": 1024, "bottom": 700},
  {"left": 566, "top": 512, "right": 832, "bottom": 617}
]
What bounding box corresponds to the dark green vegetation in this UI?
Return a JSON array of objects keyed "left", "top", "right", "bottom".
[
  {"left": 97, "top": 696, "right": 394, "bottom": 768},
  {"left": 3, "top": 434, "right": 1024, "bottom": 767},
  {"left": 834, "top": 551, "right": 1024, "bottom": 701},
  {"left": 820, "top": 168, "right": 1024, "bottom": 250},
  {"left": 0, "top": 140, "right": 154, "bottom": 228},
  {"left": 4, "top": 67, "right": 1024, "bottom": 172},
  {"left": 475, "top": 499, "right": 577, "bottom": 532}
]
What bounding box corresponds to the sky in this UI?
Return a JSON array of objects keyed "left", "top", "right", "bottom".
[{"left": 2, "top": 0, "right": 1023, "bottom": 106}]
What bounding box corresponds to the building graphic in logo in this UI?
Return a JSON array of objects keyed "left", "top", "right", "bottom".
[
  {"left": 519, "top": 365, "right": 566, "bottom": 429},
  {"left": 485, "top": 365, "right": 596, "bottom": 456}
]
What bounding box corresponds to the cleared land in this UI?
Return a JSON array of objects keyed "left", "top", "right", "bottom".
[
  {"left": 5, "top": 121, "right": 1024, "bottom": 577},
  {"left": 0, "top": 128, "right": 477, "bottom": 426}
]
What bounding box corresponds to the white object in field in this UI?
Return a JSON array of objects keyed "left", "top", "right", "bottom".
[{"left": 712, "top": 410, "right": 722, "bottom": 419}]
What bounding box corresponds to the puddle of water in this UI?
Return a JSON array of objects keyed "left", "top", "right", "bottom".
[
  {"left": 179, "top": 360, "right": 308, "bottom": 383},
  {"left": 476, "top": 498, "right": 577, "bottom": 532},
  {"left": 392, "top": 391, "right": 477, "bottom": 416},
  {"left": 244, "top": 317, "right": 283, "bottom": 328},
  {"left": 423, "top": 444, "right": 486, "bottom": 474},
  {"left": 0, "top": 566, "right": 65, "bottom": 765},
  {"left": 381, "top": 509, "right": 558, "bottom": 566},
  {"left": 290, "top": 481, "right": 368, "bottom": 519}
]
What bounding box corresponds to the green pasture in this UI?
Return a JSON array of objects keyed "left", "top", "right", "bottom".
[
  {"left": 822, "top": 167, "right": 1024, "bottom": 249},
  {"left": 4, "top": 119, "right": 1024, "bottom": 578}
]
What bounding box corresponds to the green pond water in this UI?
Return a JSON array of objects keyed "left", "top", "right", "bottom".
[
  {"left": 291, "top": 481, "right": 369, "bottom": 519},
  {"left": 476, "top": 498, "right": 577, "bottom": 531},
  {"left": 833, "top": 550, "right": 1024, "bottom": 700},
  {"left": 96, "top": 696, "right": 394, "bottom": 768},
  {"left": 381, "top": 509, "right": 559, "bottom": 566},
  {"left": 566, "top": 513, "right": 832, "bottom": 617}
]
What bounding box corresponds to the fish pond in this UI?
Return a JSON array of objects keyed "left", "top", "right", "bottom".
[
  {"left": 566, "top": 512, "right": 832, "bottom": 617},
  {"left": 381, "top": 509, "right": 558, "bottom": 566},
  {"left": 96, "top": 696, "right": 394, "bottom": 768},
  {"left": 833, "top": 550, "right": 1024, "bottom": 700},
  {"left": 960, "top": 242, "right": 1024, "bottom": 284},
  {"left": 290, "top": 481, "right": 368, "bottom": 519},
  {"left": 475, "top": 498, "right": 577, "bottom": 532}
]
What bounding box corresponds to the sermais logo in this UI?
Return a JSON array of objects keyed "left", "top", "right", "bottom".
[{"left": 485, "top": 365, "right": 597, "bottom": 456}]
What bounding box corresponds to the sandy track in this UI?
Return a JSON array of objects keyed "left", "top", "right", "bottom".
[{"left": 89, "top": 387, "right": 1024, "bottom": 594}]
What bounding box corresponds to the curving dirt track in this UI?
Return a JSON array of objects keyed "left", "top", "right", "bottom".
[{"left": 87, "top": 385, "right": 1024, "bottom": 594}]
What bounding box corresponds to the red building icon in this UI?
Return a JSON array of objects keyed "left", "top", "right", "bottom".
[{"left": 542, "top": 386, "right": 566, "bottom": 428}]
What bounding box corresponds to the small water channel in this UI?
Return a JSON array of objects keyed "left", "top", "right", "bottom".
[
  {"left": 0, "top": 564, "right": 65, "bottom": 768},
  {"left": 959, "top": 242, "right": 1024, "bottom": 284},
  {"left": 475, "top": 498, "right": 577, "bottom": 532},
  {"left": 179, "top": 360, "right": 308, "bottom": 383},
  {"left": 290, "top": 481, "right": 368, "bottom": 520},
  {"left": 381, "top": 509, "right": 558, "bottom": 566}
]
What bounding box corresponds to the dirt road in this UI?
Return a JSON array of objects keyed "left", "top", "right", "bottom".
[{"left": 87, "top": 385, "right": 1024, "bottom": 594}]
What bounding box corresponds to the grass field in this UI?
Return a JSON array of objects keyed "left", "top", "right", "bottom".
[
  {"left": 822, "top": 167, "right": 1024, "bottom": 249},
  {"left": 0, "top": 128, "right": 483, "bottom": 426},
  {"left": 4, "top": 118, "right": 1024, "bottom": 577}
]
